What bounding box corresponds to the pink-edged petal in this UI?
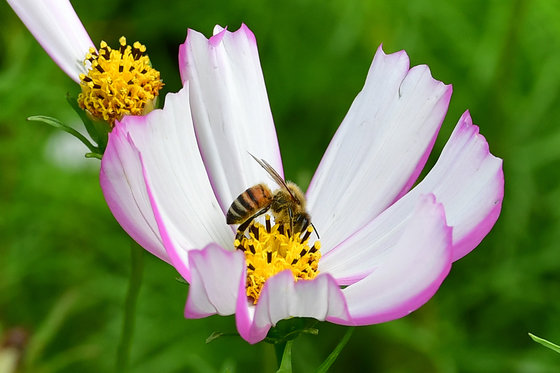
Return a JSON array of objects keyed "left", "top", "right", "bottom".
[
  {"left": 336, "top": 194, "right": 452, "bottom": 326},
  {"left": 321, "top": 111, "right": 503, "bottom": 280},
  {"left": 307, "top": 46, "right": 452, "bottom": 252},
  {"left": 400, "top": 111, "right": 504, "bottom": 261},
  {"left": 101, "top": 124, "right": 168, "bottom": 263},
  {"left": 179, "top": 24, "right": 283, "bottom": 212},
  {"left": 236, "top": 271, "right": 350, "bottom": 344},
  {"left": 100, "top": 86, "right": 233, "bottom": 269},
  {"left": 184, "top": 243, "right": 245, "bottom": 318},
  {"left": 318, "top": 190, "right": 436, "bottom": 285},
  {"left": 7, "top": 0, "right": 94, "bottom": 82}
]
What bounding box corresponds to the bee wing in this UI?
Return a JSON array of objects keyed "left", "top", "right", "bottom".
[{"left": 249, "top": 153, "right": 296, "bottom": 200}]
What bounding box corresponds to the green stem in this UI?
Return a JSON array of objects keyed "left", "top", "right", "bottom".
[
  {"left": 116, "top": 241, "right": 144, "bottom": 372},
  {"left": 276, "top": 340, "right": 293, "bottom": 373},
  {"left": 274, "top": 341, "right": 287, "bottom": 368},
  {"left": 316, "top": 327, "right": 355, "bottom": 373}
]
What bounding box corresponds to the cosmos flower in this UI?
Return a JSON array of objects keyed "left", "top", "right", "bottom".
[
  {"left": 7, "top": 0, "right": 163, "bottom": 125},
  {"left": 100, "top": 25, "right": 504, "bottom": 344}
]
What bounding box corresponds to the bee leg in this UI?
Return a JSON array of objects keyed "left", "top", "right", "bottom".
[
  {"left": 235, "top": 207, "right": 270, "bottom": 242},
  {"left": 288, "top": 208, "right": 294, "bottom": 236}
]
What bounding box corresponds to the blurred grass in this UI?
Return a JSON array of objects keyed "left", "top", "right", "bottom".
[{"left": 1, "top": 0, "right": 560, "bottom": 372}]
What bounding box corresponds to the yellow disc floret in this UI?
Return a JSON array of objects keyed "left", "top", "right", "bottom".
[
  {"left": 78, "top": 37, "right": 164, "bottom": 126},
  {"left": 235, "top": 215, "right": 321, "bottom": 304}
]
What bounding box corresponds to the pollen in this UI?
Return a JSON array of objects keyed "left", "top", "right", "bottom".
[
  {"left": 235, "top": 215, "right": 321, "bottom": 304},
  {"left": 77, "top": 37, "right": 164, "bottom": 126}
]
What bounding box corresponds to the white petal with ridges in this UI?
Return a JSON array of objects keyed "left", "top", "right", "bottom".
[
  {"left": 100, "top": 87, "right": 233, "bottom": 269},
  {"left": 185, "top": 244, "right": 246, "bottom": 318},
  {"left": 338, "top": 194, "right": 452, "bottom": 325},
  {"left": 7, "top": 0, "right": 94, "bottom": 82},
  {"left": 307, "top": 46, "right": 452, "bottom": 253},
  {"left": 179, "top": 25, "right": 283, "bottom": 212},
  {"left": 100, "top": 127, "right": 168, "bottom": 262},
  {"left": 321, "top": 111, "right": 503, "bottom": 280},
  {"left": 400, "top": 111, "right": 504, "bottom": 260},
  {"left": 235, "top": 271, "right": 350, "bottom": 344}
]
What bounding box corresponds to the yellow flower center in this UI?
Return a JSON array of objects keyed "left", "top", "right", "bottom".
[
  {"left": 235, "top": 215, "right": 321, "bottom": 304},
  {"left": 77, "top": 37, "right": 164, "bottom": 126}
]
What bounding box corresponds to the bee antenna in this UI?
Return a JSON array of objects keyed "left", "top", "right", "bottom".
[{"left": 311, "top": 222, "right": 320, "bottom": 239}]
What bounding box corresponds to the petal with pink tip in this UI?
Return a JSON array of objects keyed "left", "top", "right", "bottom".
[
  {"left": 235, "top": 271, "right": 350, "bottom": 344},
  {"left": 179, "top": 25, "right": 283, "bottom": 212},
  {"left": 7, "top": 0, "right": 94, "bottom": 82},
  {"left": 185, "top": 243, "right": 246, "bottom": 318},
  {"left": 321, "top": 111, "right": 503, "bottom": 281},
  {"left": 337, "top": 194, "right": 452, "bottom": 325},
  {"left": 101, "top": 124, "right": 168, "bottom": 263},
  {"left": 401, "top": 111, "right": 504, "bottom": 260},
  {"left": 100, "top": 87, "right": 233, "bottom": 267},
  {"left": 307, "top": 46, "right": 452, "bottom": 253}
]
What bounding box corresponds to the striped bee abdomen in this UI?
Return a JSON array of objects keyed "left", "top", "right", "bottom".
[{"left": 226, "top": 183, "right": 273, "bottom": 225}]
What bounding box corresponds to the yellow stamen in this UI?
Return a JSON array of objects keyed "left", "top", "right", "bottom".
[
  {"left": 77, "top": 36, "right": 164, "bottom": 126},
  {"left": 236, "top": 215, "right": 321, "bottom": 304}
]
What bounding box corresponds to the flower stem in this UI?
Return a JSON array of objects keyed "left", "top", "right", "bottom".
[
  {"left": 275, "top": 340, "right": 293, "bottom": 373},
  {"left": 316, "top": 327, "right": 355, "bottom": 373},
  {"left": 116, "top": 241, "right": 144, "bottom": 372}
]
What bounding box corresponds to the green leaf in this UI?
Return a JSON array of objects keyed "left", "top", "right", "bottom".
[
  {"left": 27, "top": 115, "right": 98, "bottom": 154},
  {"left": 23, "top": 291, "right": 80, "bottom": 369},
  {"left": 316, "top": 327, "right": 355, "bottom": 373},
  {"left": 85, "top": 152, "right": 103, "bottom": 160},
  {"left": 206, "top": 332, "right": 225, "bottom": 344},
  {"left": 529, "top": 333, "right": 560, "bottom": 354},
  {"left": 205, "top": 331, "right": 240, "bottom": 344}
]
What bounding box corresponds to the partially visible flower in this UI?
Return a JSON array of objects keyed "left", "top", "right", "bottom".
[
  {"left": 7, "top": 0, "right": 163, "bottom": 126},
  {"left": 100, "top": 25, "right": 504, "bottom": 344}
]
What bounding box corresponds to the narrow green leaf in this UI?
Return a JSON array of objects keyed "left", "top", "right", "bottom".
[
  {"left": 28, "top": 115, "right": 98, "bottom": 153},
  {"left": 276, "top": 340, "right": 293, "bottom": 373},
  {"left": 23, "top": 291, "right": 79, "bottom": 368},
  {"left": 205, "top": 331, "right": 240, "bottom": 344},
  {"left": 316, "top": 327, "right": 355, "bottom": 373},
  {"left": 206, "top": 332, "right": 225, "bottom": 344},
  {"left": 529, "top": 333, "right": 560, "bottom": 354},
  {"left": 35, "top": 344, "right": 99, "bottom": 373},
  {"left": 85, "top": 152, "right": 103, "bottom": 160}
]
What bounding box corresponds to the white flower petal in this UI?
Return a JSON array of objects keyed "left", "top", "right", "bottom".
[
  {"left": 100, "top": 86, "right": 233, "bottom": 269},
  {"left": 100, "top": 124, "right": 168, "bottom": 263},
  {"left": 185, "top": 244, "right": 246, "bottom": 318},
  {"left": 307, "top": 46, "right": 452, "bottom": 251},
  {"left": 339, "top": 194, "right": 452, "bottom": 325},
  {"left": 7, "top": 0, "right": 94, "bottom": 82},
  {"left": 318, "top": 189, "right": 430, "bottom": 285},
  {"left": 179, "top": 25, "right": 283, "bottom": 212},
  {"left": 402, "top": 111, "right": 504, "bottom": 260},
  {"left": 321, "top": 111, "right": 503, "bottom": 278},
  {"left": 235, "top": 271, "right": 350, "bottom": 344}
]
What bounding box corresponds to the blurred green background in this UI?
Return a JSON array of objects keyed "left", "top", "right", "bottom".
[{"left": 1, "top": 0, "right": 559, "bottom": 372}]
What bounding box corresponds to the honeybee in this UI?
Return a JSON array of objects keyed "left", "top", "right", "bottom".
[{"left": 226, "top": 154, "right": 314, "bottom": 240}]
